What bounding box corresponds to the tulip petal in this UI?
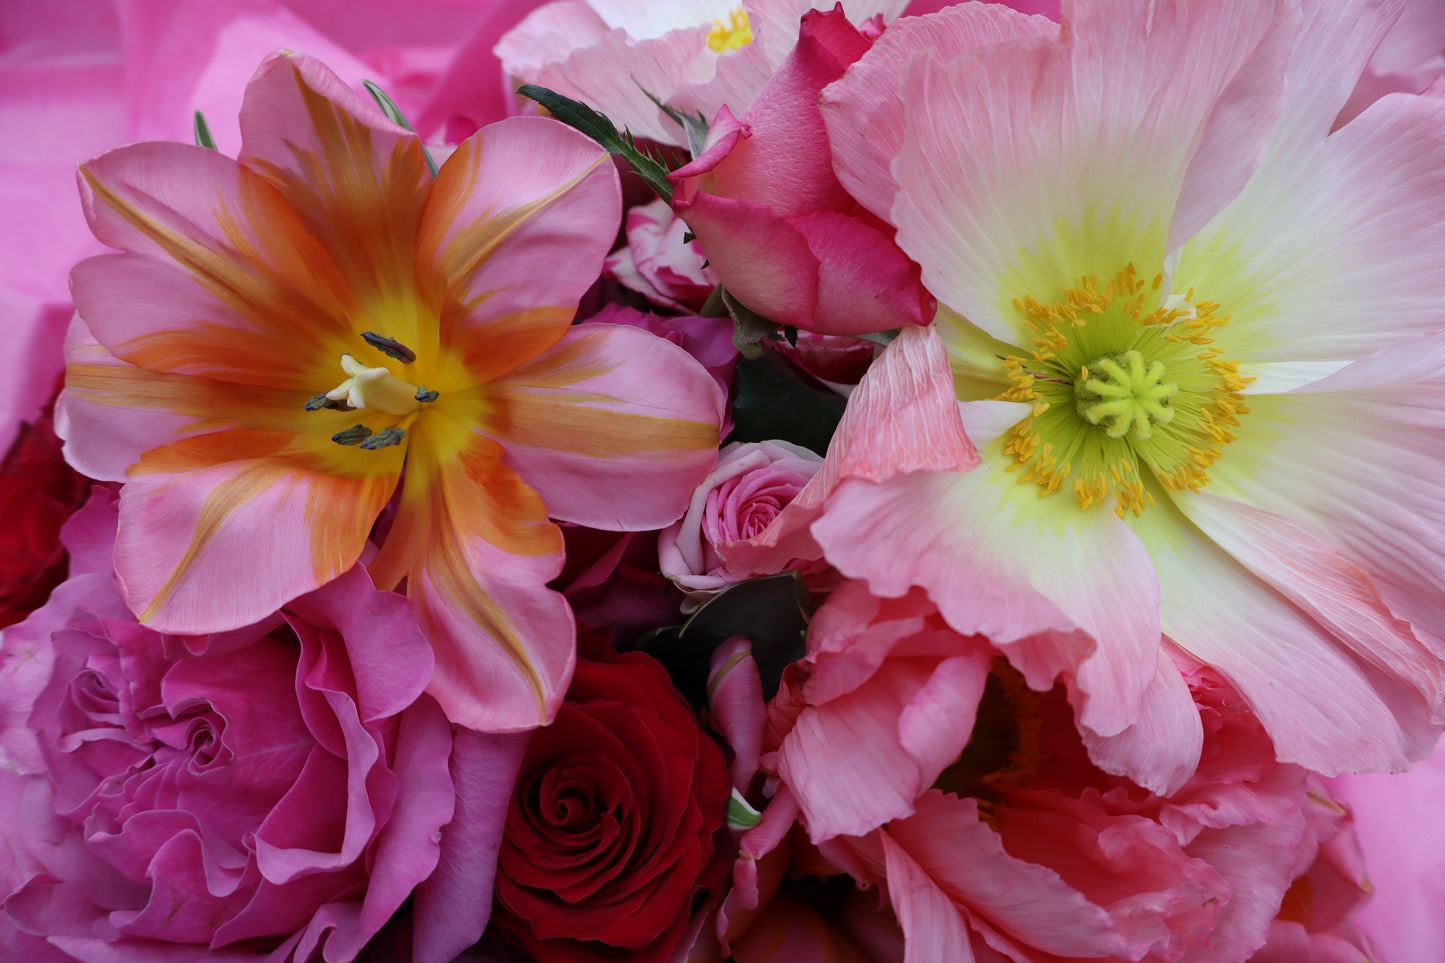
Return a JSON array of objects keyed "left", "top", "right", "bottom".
[
  {"left": 370, "top": 430, "right": 573, "bottom": 731},
  {"left": 77, "top": 141, "right": 357, "bottom": 356},
  {"left": 482, "top": 322, "right": 723, "bottom": 531},
  {"left": 420, "top": 115, "right": 620, "bottom": 383},
  {"left": 115, "top": 431, "right": 397, "bottom": 633},
  {"left": 238, "top": 53, "right": 435, "bottom": 350}
]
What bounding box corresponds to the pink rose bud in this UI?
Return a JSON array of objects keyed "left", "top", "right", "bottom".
[{"left": 659, "top": 440, "right": 824, "bottom": 603}]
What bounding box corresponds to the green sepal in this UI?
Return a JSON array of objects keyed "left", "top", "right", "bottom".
[
  {"left": 363, "top": 79, "right": 439, "bottom": 179},
  {"left": 516, "top": 84, "right": 675, "bottom": 203},
  {"left": 638, "top": 85, "right": 710, "bottom": 159},
  {"left": 728, "top": 351, "right": 846, "bottom": 457},
  {"left": 193, "top": 110, "right": 217, "bottom": 150},
  {"left": 726, "top": 789, "right": 763, "bottom": 831}
]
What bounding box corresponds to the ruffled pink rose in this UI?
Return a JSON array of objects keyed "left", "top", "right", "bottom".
[
  {"left": 748, "top": 581, "right": 1318, "bottom": 962},
  {"left": 0, "top": 507, "right": 497, "bottom": 962},
  {"left": 659, "top": 440, "right": 824, "bottom": 600},
  {"left": 669, "top": 7, "right": 933, "bottom": 336}
]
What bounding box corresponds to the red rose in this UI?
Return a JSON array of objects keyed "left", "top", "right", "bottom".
[
  {"left": 493, "top": 648, "right": 731, "bottom": 962},
  {"left": 0, "top": 409, "right": 90, "bottom": 626}
]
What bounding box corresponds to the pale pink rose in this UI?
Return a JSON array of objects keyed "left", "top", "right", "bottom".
[
  {"left": 659, "top": 440, "right": 824, "bottom": 600},
  {"left": 669, "top": 8, "right": 933, "bottom": 336},
  {"left": 748, "top": 580, "right": 1317, "bottom": 962},
  {"left": 604, "top": 196, "right": 719, "bottom": 311},
  {"left": 0, "top": 500, "right": 520, "bottom": 963}
]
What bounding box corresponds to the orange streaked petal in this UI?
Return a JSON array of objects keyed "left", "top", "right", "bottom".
[
  {"left": 420, "top": 115, "right": 620, "bottom": 383},
  {"left": 116, "top": 430, "right": 399, "bottom": 634},
  {"left": 369, "top": 428, "right": 572, "bottom": 731}
]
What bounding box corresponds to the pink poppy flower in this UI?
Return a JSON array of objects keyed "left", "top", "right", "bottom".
[
  {"left": 493, "top": 0, "right": 909, "bottom": 147},
  {"left": 58, "top": 52, "right": 723, "bottom": 732},
  {"left": 808, "top": 0, "right": 1445, "bottom": 783}
]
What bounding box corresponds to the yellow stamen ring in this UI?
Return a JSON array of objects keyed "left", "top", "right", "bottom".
[{"left": 996, "top": 265, "right": 1252, "bottom": 517}]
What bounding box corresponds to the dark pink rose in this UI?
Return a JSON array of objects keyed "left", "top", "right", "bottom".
[
  {"left": 0, "top": 528, "right": 502, "bottom": 962},
  {"left": 658, "top": 440, "right": 824, "bottom": 602},
  {"left": 669, "top": 8, "right": 933, "bottom": 336}
]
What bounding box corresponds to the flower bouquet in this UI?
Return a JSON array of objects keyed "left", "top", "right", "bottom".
[{"left": 3, "top": 0, "right": 1445, "bottom": 960}]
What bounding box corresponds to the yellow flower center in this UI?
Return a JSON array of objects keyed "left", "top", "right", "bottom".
[
  {"left": 306, "top": 332, "right": 442, "bottom": 451},
  {"left": 997, "top": 265, "right": 1252, "bottom": 518},
  {"left": 706, "top": 8, "right": 753, "bottom": 52}
]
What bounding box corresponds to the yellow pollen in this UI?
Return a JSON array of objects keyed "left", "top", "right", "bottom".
[
  {"left": 995, "top": 264, "right": 1252, "bottom": 516},
  {"left": 706, "top": 8, "right": 753, "bottom": 52}
]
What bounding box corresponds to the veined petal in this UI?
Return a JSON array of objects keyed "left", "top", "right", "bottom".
[
  {"left": 1203, "top": 385, "right": 1445, "bottom": 673},
  {"left": 59, "top": 316, "right": 376, "bottom": 483},
  {"left": 886, "top": 0, "right": 1290, "bottom": 345},
  {"left": 1180, "top": 491, "right": 1444, "bottom": 713},
  {"left": 238, "top": 54, "right": 434, "bottom": 351},
  {"left": 71, "top": 254, "right": 346, "bottom": 391},
  {"left": 369, "top": 430, "right": 572, "bottom": 732},
  {"left": 880, "top": 829, "right": 978, "bottom": 963},
  {"left": 812, "top": 456, "right": 1162, "bottom": 738},
  {"left": 820, "top": 1, "right": 1057, "bottom": 224},
  {"left": 116, "top": 431, "right": 399, "bottom": 633},
  {"left": 1142, "top": 494, "right": 1438, "bottom": 774},
  {"left": 77, "top": 141, "right": 356, "bottom": 358},
  {"left": 1178, "top": 85, "right": 1445, "bottom": 367},
  {"left": 419, "top": 116, "right": 620, "bottom": 383},
  {"left": 481, "top": 322, "right": 723, "bottom": 531}
]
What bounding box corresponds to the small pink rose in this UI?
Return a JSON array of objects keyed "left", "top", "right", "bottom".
[
  {"left": 604, "top": 196, "right": 719, "bottom": 311},
  {"left": 659, "top": 440, "right": 824, "bottom": 601}
]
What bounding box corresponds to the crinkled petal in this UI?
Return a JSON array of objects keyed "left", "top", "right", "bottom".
[
  {"left": 885, "top": 0, "right": 1291, "bottom": 344},
  {"left": 813, "top": 459, "right": 1161, "bottom": 738},
  {"left": 370, "top": 430, "right": 572, "bottom": 731},
  {"left": 481, "top": 322, "right": 722, "bottom": 531},
  {"left": 1205, "top": 383, "right": 1445, "bottom": 671},
  {"left": 1080, "top": 643, "right": 1204, "bottom": 797},
  {"left": 1181, "top": 64, "right": 1445, "bottom": 366},
  {"left": 1142, "top": 494, "right": 1437, "bottom": 774},
  {"left": 821, "top": 1, "right": 1057, "bottom": 223}
]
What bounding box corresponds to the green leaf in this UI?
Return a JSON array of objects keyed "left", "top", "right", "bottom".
[
  {"left": 728, "top": 351, "right": 846, "bottom": 456},
  {"left": 363, "top": 79, "right": 439, "bottom": 179},
  {"left": 193, "top": 110, "right": 217, "bottom": 151},
  {"left": 516, "top": 84, "right": 675, "bottom": 203}
]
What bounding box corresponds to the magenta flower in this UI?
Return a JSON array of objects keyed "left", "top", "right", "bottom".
[
  {"left": 59, "top": 53, "right": 723, "bottom": 731},
  {"left": 0, "top": 543, "right": 475, "bottom": 962}
]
